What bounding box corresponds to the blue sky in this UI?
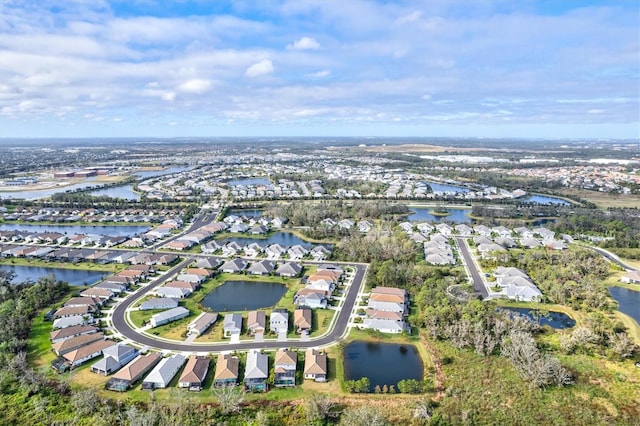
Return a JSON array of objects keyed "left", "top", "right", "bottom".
[{"left": 1, "top": 0, "right": 638, "bottom": 139}]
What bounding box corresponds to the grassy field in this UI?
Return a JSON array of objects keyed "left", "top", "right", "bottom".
[
  {"left": 558, "top": 188, "right": 640, "bottom": 209},
  {"left": 0, "top": 257, "right": 123, "bottom": 273},
  {"left": 433, "top": 340, "right": 640, "bottom": 425}
]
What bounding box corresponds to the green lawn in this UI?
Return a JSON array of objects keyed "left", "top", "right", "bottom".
[{"left": 0, "top": 257, "right": 123, "bottom": 273}]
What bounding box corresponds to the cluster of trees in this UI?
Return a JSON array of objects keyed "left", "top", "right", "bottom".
[
  {"left": 554, "top": 208, "right": 640, "bottom": 249},
  {"left": 264, "top": 200, "right": 409, "bottom": 227},
  {"left": 0, "top": 271, "right": 69, "bottom": 359},
  {"left": 413, "top": 267, "right": 575, "bottom": 389}
]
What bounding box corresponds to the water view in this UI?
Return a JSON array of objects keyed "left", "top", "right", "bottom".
[
  {"left": 0, "top": 224, "right": 150, "bottom": 237},
  {"left": 343, "top": 341, "right": 423, "bottom": 391},
  {"left": 498, "top": 307, "right": 576, "bottom": 329},
  {"left": 426, "top": 182, "right": 470, "bottom": 194},
  {"left": 408, "top": 207, "right": 471, "bottom": 223},
  {"left": 88, "top": 185, "right": 140, "bottom": 201},
  {"left": 522, "top": 195, "right": 570, "bottom": 205},
  {"left": 228, "top": 209, "right": 264, "bottom": 217},
  {"left": 609, "top": 286, "right": 640, "bottom": 325},
  {"left": 218, "top": 231, "right": 314, "bottom": 248},
  {"left": 0, "top": 265, "right": 108, "bottom": 286},
  {"left": 201, "top": 280, "right": 288, "bottom": 312}
]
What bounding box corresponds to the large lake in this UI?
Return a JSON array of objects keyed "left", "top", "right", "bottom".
[
  {"left": 343, "top": 341, "right": 423, "bottom": 391},
  {"left": 0, "top": 265, "right": 108, "bottom": 286},
  {"left": 498, "top": 307, "right": 576, "bottom": 329},
  {"left": 88, "top": 185, "right": 140, "bottom": 201},
  {"left": 218, "top": 232, "right": 313, "bottom": 248},
  {"left": 0, "top": 224, "right": 149, "bottom": 237},
  {"left": 408, "top": 208, "right": 471, "bottom": 223},
  {"left": 609, "top": 286, "right": 640, "bottom": 325},
  {"left": 201, "top": 280, "right": 288, "bottom": 312},
  {"left": 522, "top": 195, "right": 570, "bottom": 205}
]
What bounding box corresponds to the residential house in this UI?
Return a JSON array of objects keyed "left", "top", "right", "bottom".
[
  {"left": 247, "top": 310, "right": 266, "bottom": 335},
  {"left": 54, "top": 305, "right": 93, "bottom": 319},
  {"left": 368, "top": 287, "right": 408, "bottom": 314},
  {"left": 223, "top": 313, "right": 243, "bottom": 337},
  {"left": 164, "top": 280, "right": 199, "bottom": 292},
  {"left": 621, "top": 271, "right": 640, "bottom": 284},
  {"left": 310, "top": 245, "right": 332, "bottom": 261},
  {"left": 140, "top": 298, "right": 178, "bottom": 311},
  {"left": 53, "top": 332, "right": 105, "bottom": 356},
  {"left": 495, "top": 237, "right": 517, "bottom": 249},
  {"left": 178, "top": 356, "right": 210, "bottom": 391},
  {"left": 106, "top": 353, "right": 162, "bottom": 392},
  {"left": 80, "top": 287, "right": 114, "bottom": 300},
  {"left": 304, "top": 349, "right": 327, "bottom": 382},
  {"left": 219, "top": 258, "right": 248, "bottom": 274},
  {"left": 247, "top": 259, "right": 275, "bottom": 275},
  {"left": 153, "top": 286, "right": 191, "bottom": 299},
  {"left": 287, "top": 244, "right": 309, "bottom": 260},
  {"left": 63, "top": 339, "right": 115, "bottom": 368},
  {"left": 294, "top": 307, "right": 312, "bottom": 334},
  {"left": 243, "top": 242, "right": 265, "bottom": 258},
  {"left": 142, "top": 354, "right": 186, "bottom": 390},
  {"left": 214, "top": 354, "right": 239, "bottom": 387},
  {"left": 244, "top": 351, "right": 269, "bottom": 392},
  {"left": 265, "top": 244, "right": 287, "bottom": 259},
  {"left": 294, "top": 288, "right": 328, "bottom": 309},
  {"left": 196, "top": 257, "right": 222, "bottom": 270},
  {"left": 187, "top": 312, "right": 218, "bottom": 336},
  {"left": 275, "top": 261, "right": 302, "bottom": 277},
  {"left": 53, "top": 314, "right": 95, "bottom": 330},
  {"left": 149, "top": 307, "right": 189, "bottom": 328},
  {"left": 90, "top": 344, "right": 139, "bottom": 376},
  {"left": 50, "top": 324, "right": 97, "bottom": 344},
  {"left": 273, "top": 349, "right": 297, "bottom": 387},
  {"left": 455, "top": 224, "right": 473, "bottom": 236},
  {"left": 269, "top": 309, "right": 289, "bottom": 334}
]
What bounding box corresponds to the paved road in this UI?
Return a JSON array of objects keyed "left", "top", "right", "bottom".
[
  {"left": 455, "top": 237, "right": 489, "bottom": 299},
  {"left": 111, "top": 262, "right": 367, "bottom": 352},
  {"left": 591, "top": 247, "right": 638, "bottom": 272}
]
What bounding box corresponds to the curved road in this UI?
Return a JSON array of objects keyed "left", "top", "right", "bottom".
[
  {"left": 111, "top": 262, "right": 367, "bottom": 352},
  {"left": 591, "top": 247, "right": 638, "bottom": 272}
]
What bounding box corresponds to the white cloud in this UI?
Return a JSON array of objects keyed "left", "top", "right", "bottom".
[
  {"left": 178, "top": 79, "right": 213, "bottom": 94},
  {"left": 287, "top": 37, "right": 320, "bottom": 50},
  {"left": 245, "top": 59, "right": 274, "bottom": 77},
  {"left": 161, "top": 91, "right": 176, "bottom": 102},
  {"left": 307, "top": 69, "right": 331, "bottom": 78}
]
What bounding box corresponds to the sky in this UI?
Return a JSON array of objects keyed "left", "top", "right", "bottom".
[{"left": 0, "top": 0, "right": 638, "bottom": 139}]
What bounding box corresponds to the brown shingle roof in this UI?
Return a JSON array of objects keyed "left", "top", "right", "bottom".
[
  {"left": 179, "top": 356, "right": 210, "bottom": 384},
  {"left": 63, "top": 339, "right": 115, "bottom": 364},
  {"left": 112, "top": 353, "right": 162, "bottom": 382},
  {"left": 214, "top": 354, "right": 239, "bottom": 380},
  {"left": 304, "top": 349, "right": 327, "bottom": 375}
]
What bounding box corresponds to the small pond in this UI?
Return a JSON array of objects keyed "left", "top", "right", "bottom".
[
  {"left": 522, "top": 195, "right": 570, "bottom": 205},
  {"left": 343, "top": 341, "right": 423, "bottom": 392},
  {"left": 228, "top": 209, "right": 264, "bottom": 218},
  {"left": 88, "top": 185, "right": 140, "bottom": 201},
  {"left": 218, "top": 232, "right": 314, "bottom": 248},
  {"left": 609, "top": 286, "right": 640, "bottom": 325},
  {"left": 498, "top": 307, "right": 576, "bottom": 329},
  {"left": 0, "top": 224, "right": 150, "bottom": 237},
  {"left": 408, "top": 208, "right": 471, "bottom": 224},
  {"left": 201, "top": 280, "right": 287, "bottom": 312},
  {"left": 226, "top": 178, "right": 272, "bottom": 187},
  {"left": 426, "top": 181, "right": 470, "bottom": 194},
  {"left": 0, "top": 265, "right": 108, "bottom": 286}
]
